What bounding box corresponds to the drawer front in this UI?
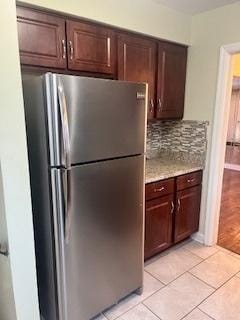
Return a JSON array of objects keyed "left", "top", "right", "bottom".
[
  {"left": 176, "top": 171, "right": 202, "bottom": 191},
  {"left": 146, "top": 178, "right": 174, "bottom": 200}
]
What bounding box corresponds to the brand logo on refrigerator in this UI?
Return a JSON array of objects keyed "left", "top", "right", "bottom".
[{"left": 136, "top": 92, "right": 146, "bottom": 100}]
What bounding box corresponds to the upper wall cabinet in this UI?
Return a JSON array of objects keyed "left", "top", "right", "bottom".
[
  {"left": 16, "top": 6, "right": 188, "bottom": 120},
  {"left": 117, "top": 33, "right": 157, "bottom": 120},
  {"left": 66, "top": 20, "right": 116, "bottom": 74},
  {"left": 156, "top": 43, "right": 187, "bottom": 119},
  {"left": 17, "top": 7, "right": 67, "bottom": 69}
]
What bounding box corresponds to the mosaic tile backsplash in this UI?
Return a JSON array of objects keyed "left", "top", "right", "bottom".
[{"left": 147, "top": 120, "right": 208, "bottom": 163}]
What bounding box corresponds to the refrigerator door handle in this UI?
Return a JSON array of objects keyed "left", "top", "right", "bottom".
[
  {"left": 51, "top": 169, "right": 68, "bottom": 320},
  {"left": 57, "top": 81, "right": 71, "bottom": 169},
  {"left": 62, "top": 169, "right": 72, "bottom": 243}
]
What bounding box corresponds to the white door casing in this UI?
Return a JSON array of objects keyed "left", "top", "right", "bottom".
[{"left": 204, "top": 43, "right": 240, "bottom": 245}]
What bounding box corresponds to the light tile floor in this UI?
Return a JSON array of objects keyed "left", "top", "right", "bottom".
[{"left": 94, "top": 240, "right": 240, "bottom": 320}]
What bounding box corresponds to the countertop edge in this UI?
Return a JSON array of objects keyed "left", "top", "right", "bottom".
[{"left": 145, "top": 166, "right": 203, "bottom": 184}]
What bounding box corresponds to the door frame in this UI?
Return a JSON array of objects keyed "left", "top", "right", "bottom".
[{"left": 204, "top": 43, "right": 240, "bottom": 245}]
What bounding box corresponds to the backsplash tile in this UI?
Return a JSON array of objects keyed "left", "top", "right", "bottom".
[{"left": 147, "top": 120, "right": 208, "bottom": 162}]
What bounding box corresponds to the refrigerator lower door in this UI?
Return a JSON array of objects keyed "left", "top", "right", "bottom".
[{"left": 55, "top": 155, "right": 144, "bottom": 320}]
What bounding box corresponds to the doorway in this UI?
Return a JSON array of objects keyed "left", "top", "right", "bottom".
[
  {"left": 205, "top": 46, "right": 240, "bottom": 249},
  {"left": 217, "top": 70, "right": 240, "bottom": 253}
]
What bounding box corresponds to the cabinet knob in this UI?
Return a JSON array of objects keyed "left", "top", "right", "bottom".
[{"left": 187, "top": 178, "right": 195, "bottom": 183}]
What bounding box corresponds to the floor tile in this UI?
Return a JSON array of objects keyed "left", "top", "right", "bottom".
[
  {"left": 199, "top": 276, "right": 240, "bottom": 320},
  {"left": 230, "top": 251, "right": 240, "bottom": 260},
  {"left": 117, "top": 303, "right": 159, "bottom": 320},
  {"left": 143, "top": 272, "right": 214, "bottom": 320},
  {"left": 183, "top": 308, "right": 212, "bottom": 319},
  {"left": 145, "top": 247, "right": 202, "bottom": 284},
  {"left": 190, "top": 251, "right": 240, "bottom": 288},
  {"left": 216, "top": 245, "right": 240, "bottom": 260},
  {"left": 214, "top": 245, "right": 232, "bottom": 255},
  {"left": 104, "top": 272, "right": 163, "bottom": 319},
  {"left": 183, "top": 241, "right": 219, "bottom": 259}
]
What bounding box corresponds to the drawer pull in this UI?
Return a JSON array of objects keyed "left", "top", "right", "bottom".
[
  {"left": 170, "top": 201, "right": 174, "bottom": 214},
  {"left": 187, "top": 178, "right": 195, "bottom": 183},
  {"left": 154, "top": 187, "right": 165, "bottom": 192}
]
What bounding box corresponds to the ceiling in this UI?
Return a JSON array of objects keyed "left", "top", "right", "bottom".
[{"left": 152, "top": 0, "right": 239, "bottom": 15}]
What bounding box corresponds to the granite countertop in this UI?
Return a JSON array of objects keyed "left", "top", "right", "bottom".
[{"left": 145, "top": 153, "right": 204, "bottom": 184}]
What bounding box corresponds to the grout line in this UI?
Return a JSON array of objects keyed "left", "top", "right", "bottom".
[
  {"left": 199, "top": 308, "right": 216, "bottom": 320},
  {"left": 103, "top": 243, "right": 239, "bottom": 320},
  {"left": 177, "top": 287, "right": 216, "bottom": 320},
  {"left": 111, "top": 302, "right": 143, "bottom": 320},
  {"left": 143, "top": 303, "right": 163, "bottom": 319},
  {"left": 144, "top": 270, "right": 167, "bottom": 285},
  {"left": 144, "top": 249, "right": 207, "bottom": 288},
  {"left": 104, "top": 280, "right": 166, "bottom": 319},
  {"left": 187, "top": 272, "right": 217, "bottom": 290},
  {"left": 183, "top": 271, "right": 240, "bottom": 320},
  {"left": 184, "top": 249, "right": 221, "bottom": 261}
]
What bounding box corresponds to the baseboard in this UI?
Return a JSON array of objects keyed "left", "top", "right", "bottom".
[
  {"left": 224, "top": 163, "right": 240, "bottom": 171},
  {"left": 191, "top": 232, "right": 205, "bottom": 244}
]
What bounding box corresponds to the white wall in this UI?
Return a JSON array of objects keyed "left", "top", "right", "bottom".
[
  {"left": 0, "top": 0, "right": 40, "bottom": 319},
  {"left": 184, "top": 2, "right": 240, "bottom": 237},
  {"left": 22, "top": 0, "right": 191, "bottom": 45}
]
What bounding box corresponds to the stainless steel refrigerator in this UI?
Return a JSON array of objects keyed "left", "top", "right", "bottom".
[{"left": 22, "top": 73, "right": 147, "bottom": 320}]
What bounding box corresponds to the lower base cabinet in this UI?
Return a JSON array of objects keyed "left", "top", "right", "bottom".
[
  {"left": 145, "top": 194, "right": 173, "bottom": 259},
  {"left": 145, "top": 171, "right": 202, "bottom": 260},
  {"left": 174, "top": 185, "right": 202, "bottom": 243}
]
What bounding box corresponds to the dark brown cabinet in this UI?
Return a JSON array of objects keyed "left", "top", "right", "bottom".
[
  {"left": 145, "top": 194, "right": 174, "bottom": 259},
  {"left": 145, "top": 171, "right": 202, "bottom": 260},
  {"left": 117, "top": 33, "right": 157, "bottom": 120},
  {"left": 156, "top": 43, "right": 187, "bottom": 119},
  {"left": 66, "top": 20, "right": 116, "bottom": 74},
  {"left": 174, "top": 185, "right": 201, "bottom": 243},
  {"left": 16, "top": 5, "right": 188, "bottom": 119},
  {"left": 17, "top": 7, "right": 67, "bottom": 69}
]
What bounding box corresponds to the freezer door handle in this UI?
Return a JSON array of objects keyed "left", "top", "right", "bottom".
[
  {"left": 57, "top": 80, "right": 71, "bottom": 169},
  {"left": 62, "top": 169, "right": 72, "bottom": 243}
]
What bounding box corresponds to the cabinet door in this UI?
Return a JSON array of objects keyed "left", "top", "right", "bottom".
[
  {"left": 174, "top": 185, "right": 201, "bottom": 243},
  {"left": 17, "top": 7, "right": 67, "bottom": 69},
  {"left": 118, "top": 34, "right": 157, "bottom": 120},
  {"left": 66, "top": 20, "right": 116, "bottom": 74},
  {"left": 145, "top": 194, "right": 174, "bottom": 259},
  {"left": 156, "top": 42, "right": 187, "bottom": 119}
]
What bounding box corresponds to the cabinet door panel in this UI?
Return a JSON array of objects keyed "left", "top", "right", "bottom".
[
  {"left": 157, "top": 43, "right": 187, "bottom": 119},
  {"left": 66, "top": 20, "right": 116, "bottom": 74},
  {"left": 145, "top": 194, "right": 173, "bottom": 259},
  {"left": 118, "top": 34, "right": 157, "bottom": 120},
  {"left": 174, "top": 185, "right": 201, "bottom": 243},
  {"left": 17, "top": 7, "right": 67, "bottom": 69}
]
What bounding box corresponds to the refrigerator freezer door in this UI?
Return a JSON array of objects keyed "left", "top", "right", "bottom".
[
  {"left": 61, "top": 155, "right": 144, "bottom": 320},
  {"left": 46, "top": 73, "right": 146, "bottom": 166}
]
